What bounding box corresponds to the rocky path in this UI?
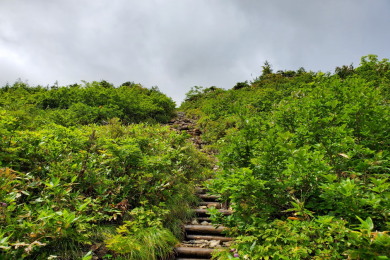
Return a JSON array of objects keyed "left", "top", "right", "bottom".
[
  {"left": 168, "top": 112, "right": 205, "bottom": 149},
  {"left": 169, "top": 112, "right": 233, "bottom": 260}
]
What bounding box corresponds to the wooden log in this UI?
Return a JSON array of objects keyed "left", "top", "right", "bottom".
[
  {"left": 176, "top": 258, "right": 209, "bottom": 260},
  {"left": 199, "top": 201, "right": 222, "bottom": 209},
  {"left": 186, "top": 234, "right": 233, "bottom": 242},
  {"left": 175, "top": 247, "right": 214, "bottom": 257},
  {"left": 198, "top": 194, "right": 220, "bottom": 200},
  {"left": 184, "top": 225, "right": 227, "bottom": 234},
  {"left": 194, "top": 209, "right": 233, "bottom": 216},
  {"left": 195, "top": 187, "right": 207, "bottom": 194},
  {"left": 195, "top": 217, "right": 211, "bottom": 222}
]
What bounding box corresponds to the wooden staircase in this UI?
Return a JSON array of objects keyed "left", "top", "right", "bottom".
[{"left": 174, "top": 187, "right": 233, "bottom": 259}]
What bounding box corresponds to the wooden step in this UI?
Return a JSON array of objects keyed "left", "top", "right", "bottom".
[
  {"left": 199, "top": 202, "right": 221, "bottom": 209},
  {"left": 198, "top": 194, "right": 220, "bottom": 201},
  {"left": 195, "top": 187, "right": 207, "bottom": 194},
  {"left": 184, "top": 225, "right": 227, "bottom": 234},
  {"left": 195, "top": 217, "right": 211, "bottom": 222},
  {"left": 176, "top": 258, "right": 209, "bottom": 260},
  {"left": 194, "top": 209, "right": 233, "bottom": 216},
  {"left": 186, "top": 234, "right": 233, "bottom": 242},
  {"left": 175, "top": 247, "right": 214, "bottom": 257}
]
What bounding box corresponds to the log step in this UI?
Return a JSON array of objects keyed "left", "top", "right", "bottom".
[
  {"left": 175, "top": 247, "right": 214, "bottom": 257},
  {"left": 186, "top": 234, "right": 233, "bottom": 242},
  {"left": 176, "top": 258, "right": 209, "bottom": 260},
  {"left": 176, "top": 185, "right": 231, "bottom": 259},
  {"left": 198, "top": 194, "right": 220, "bottom": 201},
  {"left": 199, "top": 202, "right": 221, "bottom": 209},
  {"left": 184, "top": 225, "right": 227, "bottom": 234},
  {"left": 194, "top": 209, "right": 233, "bottom": 216},
  {"left": 195, "top": 187, "right": 207, "bottom": 194},
  {"left": 195, "top": 217, "right": 211, "bottom": 222}
]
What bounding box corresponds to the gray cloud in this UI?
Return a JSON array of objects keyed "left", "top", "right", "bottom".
[{"left": 1, "top": 0, "right": 389, "bottom": 104}]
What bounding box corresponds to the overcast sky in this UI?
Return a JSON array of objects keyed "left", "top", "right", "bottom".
[{"left": 1, "top": 0, "right": 389, "bottom": 104}]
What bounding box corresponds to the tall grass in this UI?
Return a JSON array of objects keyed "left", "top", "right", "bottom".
[{"left": 105, "top": 226, "right": 177, "bottom": 260}]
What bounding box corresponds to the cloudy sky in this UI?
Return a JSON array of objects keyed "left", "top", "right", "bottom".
[{"left": 1, "top": 0, "right": 389, "bottom": 104}]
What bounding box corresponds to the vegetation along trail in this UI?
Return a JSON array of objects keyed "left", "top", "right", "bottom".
[
  {"left": 178, "top": 54, "right": 390, "bottom": 259},
  {"left": 0, "top": 81, "right": 212, "bottom": 259},
  {"left": 1, "top": 54, "right": 390, "bottom": 259},
  {"left": 169, "top": 112, "right": 234, "bottom": 259}
]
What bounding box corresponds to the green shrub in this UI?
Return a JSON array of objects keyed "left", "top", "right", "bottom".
[
  {"left": 182, "top": 55, "right": 390, "bottom": 259},
  {"left": 0, "top": 120, "right": 211, "bottom": 258},
  {"left": 0, "top": 80, "right": 176, "bottom": 127},
  {"left": 105, "top": 207, "right": 177, "bottom": 259}
]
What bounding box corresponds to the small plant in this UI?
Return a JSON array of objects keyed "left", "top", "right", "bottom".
[
  {"left": 104, "top": 207, "right": 178, "bottom": 259},
  {"left": 345, "top": 217, "right": 390, "bottom": 259}
]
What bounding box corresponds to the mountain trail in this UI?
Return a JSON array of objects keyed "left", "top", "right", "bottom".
[{"left": 169, "top": 112, "right": 232, "bottom": 260}]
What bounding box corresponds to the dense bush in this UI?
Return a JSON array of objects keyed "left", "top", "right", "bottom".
[
  {"left": 181, "top": 55, "right": 390, "bottom": 259},
  {"left": 0, "top": 80, "right": 176, "bottom": 126},
  {"left": 2, "top": 55, "right": 390, "bottom": 259},
  {"left": 0, "top": 116, "right": 211, "bottom": 258},
  {"left": 0, "top": 79, "right": 210, "bottom": 259}
]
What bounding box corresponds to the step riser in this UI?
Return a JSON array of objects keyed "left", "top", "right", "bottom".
[
  {"left": 186, "top": 235, "right": 233, "bottom": 242},
  {"left": 175, "top": 186, "right": 231, "bottom": 260},
  {"left": 195, "top": 187, "right": 207, "bottom": 194},
  {"left": 195, "top": 217, "right": 211, "bottom": 222},
  {"left": 195, "top": 209, "right": 232, "bottom": 216},
  {"left": 175, "top": 247, "right": 214, "bottom": 257},
  {"left": 176, "top": 258, "right": 209, "bottom": 260},
  {"left": 184, "top": 225, "right": 227, "bottom": 235},
  {"left": 198, "top": 194, "right": 220, "bottom": 201},
  {"left": 199, "top": 202, "right": 222, "bottom": 209}
]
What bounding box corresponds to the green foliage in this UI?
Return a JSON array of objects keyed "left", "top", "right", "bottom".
[
  {"left": 261, "top": 60, "right": 273, "bottom": 78},
  {"left": 346, "top": 217, "right": 390, "bottom": 259},
  {"left": 0, "top": 117, "right": 211, "bottom": 258},
  {"left": 233, "top": 81, "right": 250, "bottom": 90},
  {"left": 181, "top": 55, "right": 390, "bottom": 259},
  {"left": 2, "top": 54, "right": 390, "bottom": 258},
  {"left": 356, "top": 54, "right": 390, "bottom": 83},
  {"left": 335, "top": 64, "right": 355, "bottom": 79},
  {"left": 214, "top": 216, "right": 389, "bottom": 259},
  {"left": 105, "top": 227, "right": 177, "bottom": 259},
  {"left": 105, "top": 207, "right": 177, "bottom": 259},
  {"left": 0, "top": 79, "right": 186, "bottom": 258},
  {"left": 214, "top": 216, "right": 350, "bottom": 260},
  {"left": 0, "top": 80, "right": 176, "bottom": 127}
]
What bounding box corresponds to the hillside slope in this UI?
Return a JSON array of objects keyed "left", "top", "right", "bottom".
[{"left": 180, "top": 55, "right": 390, "bottom": 259}]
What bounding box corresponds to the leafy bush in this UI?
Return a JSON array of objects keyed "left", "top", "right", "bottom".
[
  {"left": 0, "top": 118, "right": 211, "bottom": 258},
  {"left": 213, "top": 216, "right": 390, "bottom": 259},
  {"left": 105, "top": 207, "right": 177, "bottom": 259},
  {"left": 0, "top": 80, "right": 176, "bottom": 127},
  {"left": 181, "top": 55, "right": 390, "bottom": 259}
]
